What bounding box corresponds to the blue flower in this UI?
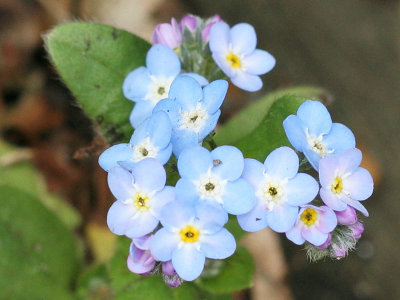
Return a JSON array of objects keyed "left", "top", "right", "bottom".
[
  {"left": 238, "top": 147, "right": 319, "bottom": 233},
  {"left": 285, "top": 205, "right": 337, "bottom": 246},
  {"left": 123, "top": 44, "right": 207, "bottom": 128},
  {"left": 150, "top": 201, "right": 236, "bottom": 281},
  {"left": 283, "top": 100, "right": 356, "bottom": 170},
  {"left": 209, "top": 22, "right": 275, "bottom": 92},
  {"left": 319, "top": 148, "right": 373, "bottom": 216},
  {"left": 153, "top": 76, "right": 228, "bottom": 156},
  {"left": 175, "top": 145, "right": 255, "bottom": 215},
  {"left": 98, "top": 111, "right": 172, "bottom": 171},
  {"left": 106, "top": 159, "right": 175, "bottom": 238}
]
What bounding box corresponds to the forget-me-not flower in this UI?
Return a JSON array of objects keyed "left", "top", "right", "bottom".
[
  {"left": 286, "top": 205, "right": 337, "bottom": 246},
  {"left": 152, "top": 18, "right": 182, "bottom": 49},
  {"left": 98, "top": 111, "right": 172, "bottom": 171},
  {"left": 106, "top": 159, "right": 174, "bottom": 238},
  {"left": 175, "top": 145, "right": 255, "bottom": 215},
  {"left": 153, "top": 75, "right": 228, "bottom": 156},
  {"left": 283, "top": 100, "right": 356, "bottom": 170},
  {"left": 209, "top": 22, "right": 275, "bottom": 92},
  {"left": 238, "top": 147, "right": 319, "bottom": 233},
  {"left": 319, "top": 148, "right": 373, "bottom": 216},
  {"left": 150, "top": 201, "right": 236, "bottom": 281}
]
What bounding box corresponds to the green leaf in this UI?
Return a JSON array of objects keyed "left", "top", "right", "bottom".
[
  {"left": 45, "top": 22, "right": 151, "bottom": 143},
  {"left": 215, "top": 86, "right": 327, "bottom": 146},
  {"left": 0, "top": 141, "right": 81, "bottom": 229},
  {"left": 196, "top": 246, "right": 254, "bottom": 294},
  {"left": 0, "top": 185, "right": 80, "bottom": 299},
  {"left": 232, "top": 95, "right": 308, "bottom": 161},
  {"left": 77, "top": 264, "right": 113, "bottom": 300}
]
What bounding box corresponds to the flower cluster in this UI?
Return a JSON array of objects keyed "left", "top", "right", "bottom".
[{"left": 99, "top": 14, "right": 373, "bottom": 287}]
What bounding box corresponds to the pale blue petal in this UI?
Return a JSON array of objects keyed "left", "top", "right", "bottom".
[
  {"left": 282, "top": 115, "right": 307, "bottom": 151},
  {"left": 151, "top": 186, "right": 175, "bottom": 218},
  {"left": 229, "top": 23, "right": 257, "bottom": 55},
  {"left": 130, "top": 101, "right": 155, "bottom": 129},
  {"left": 122, "top": 66, "right": 151, "bottom": 101},
  {"left": 200, "top": 229, "right": 236, "bottom": 259},
  {"left": 315, "top": 206, "right": 337, "bottom": 233},
  {"left": 183, "top": 73, "right": 209, "bottom": 87},
  {"left": 243, "top": 49, "right": 276, "bottom": 75},
  {"left": 344, "top": 198, "right": 369, "bottom": 217},
  {"left": 177, "top": 146, "right": 213, "bottom": 179},
  {"left": 318, "top": 155, "right": 339, "bottom": 187},
  {"left": 264, "top": 146, "right": 299, "bottom": 179},
  {"left": 241, "top": 158, "right": 264, "bottom": 188},
  {"left": 126, "top": 213, "right": 159, "bottom": 238},
  {"left": 211, "top": 145, "right": 244, "bottom": 181},
  {"left": 286, "top": 173, "right": 319, "bottom": 206},
  {"left": 209, "top": 22, "right": 230, "bottom": 53},
  {"left": 160, "top": 201, "right": 195, "bottom": 230},
  {"left": 266, "top": 205, "right": 298, "bottom": 233},
  {"left": 107, "top": 167, "right": 135, "bottom": 200},
  {"left": 325, "top": 123, "right": 355, "bottom": 154},
  {"left": 98, "top": 144, "right": 132, "bottom": 171},
  {"left": 237, "top": 202, "right": 268, "bottom": 232},
  {"left": 172, "top": 245, "right": 205, "bottom": 281},
  {"left": 171, "top": 130, "right": 199, "bottom": 157},
  {"left": 153, "top": 98, "right": 181, "bottom": 127},
  {"left": 131, "top": 158, "right": 166, "bottom": 192},
  {"left": 335, "top": 148, "right": 362, "bottom": 174},
  {"left": 151, "top": 228, "right": 179, "bottom": 261},
  {"left": 146, "top": 44, "right": 181, "bottom": 78},
  {"left": 297, "top": 100, "right": 332, "bottom": 136},
  {"left": 199, "top": 110, "right": 221, "bottom": 140},
  {"left": 146, "top": 111, "right": 172, "bottom": 149},
  {"left": 285, "top": 223, "right": 305, "bottom": 245},
  {"left": 212, "top": 52, "right": 236, "bottom": 78},
  {"left": 107, "top": 200, "right": 135, "bottom": 235},
  {"left": 344, "top": 167, "right": 373, "bottom": 200},
  {"left": 302, "top": 227, "right": 329, "bottom": 246},
  {"left": 129, "top": 121, "right": 147, "bottom": 146},
  {"left": 156, "top": 143, "right": 172, "bottom": 165},
  {"left": 222, "top": 179, "right": 255, "bottom": 215},
  {"left": 303, "top": 148, "right": 321, "bottom": 171},
  {"left": 319, "top": 188, "right": 347, "bottom": 211},
  {"left": 175, "top": 178, "right": 198, "bottom": 203},
  {"left": 202, "top": 80, "right": 228, "bottom": 114},
  {"left": 195, "top": 203, "right": 228, "bottom": 234},
  {"left": 168, "top": 76, "right": 202, "bottom": 110},
  {"left": 231, "top": 72, "right": 262, "bottom": 92}
]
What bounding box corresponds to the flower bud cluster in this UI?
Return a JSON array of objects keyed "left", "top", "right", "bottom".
[{"left": 99, "top": 14, "right": 373, "bottom": 286}]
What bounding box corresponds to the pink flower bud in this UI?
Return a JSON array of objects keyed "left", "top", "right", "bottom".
[
  {"left": 332, "top": 244, "right": 347, "bottom": 259},
  {"left": 126, "top": 236, "right": 156, "bottom": 275},
  {"left": 316, "top": 234, "right": 331, "bottom": 250},
  {"left": 152, "top": 18, "right": 182, "bottom": 49},
  {"left": 349, "top": 222, "right": 364, "bottom": 240},
  {"left": 335, "top": 206, "right": 357, "bottom": 225},
  {"left": 161, "top": 261, "right": 176, "bottom": 276},
  {"left": 180, "top": 14, "right": 197, "bottom": 32},
  {"left": 201, "top": 15, "right": 223, "bottom": 42}
]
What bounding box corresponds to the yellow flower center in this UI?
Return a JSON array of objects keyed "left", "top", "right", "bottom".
[
  {"left": 300, "top": 208, "right": 318, "bottom": 226},
  {"left": 331, "top": 177, "right": 343, "bottom": 194},
  {"left": 134, "top": 194, "right": 149, "bottom": 211},
  {"left": 226, "top": 53, "right": 242, "bottom": 68},
  {"left": 179, "top": 225, "right": 200, "bottom": 243}
]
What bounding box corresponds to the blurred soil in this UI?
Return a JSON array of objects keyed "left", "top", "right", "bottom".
[{"left": 1, "top": 0, "right": 399, "bottom": 300}]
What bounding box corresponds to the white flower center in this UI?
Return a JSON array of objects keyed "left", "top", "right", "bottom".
[
  {"left": 257, "top": 174, "right": 288, "bottom": 211},
  {"left": 305, "top": 130, "right": 333, "bottom": 158},
  {"left": 145, "top": 76, "right": 174, "bottom": 104},
  {"left": 132, "top": 137, "right": 159, "bottom": 162},
  {"left": 179, "top": 102, "right": 209, "bottom": 133},
  {"left": 194, "top": 171, "right": 227, "bottom": 204},
  {"left": 122, "top": 190, "right": 156, "bottom": 219}
]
